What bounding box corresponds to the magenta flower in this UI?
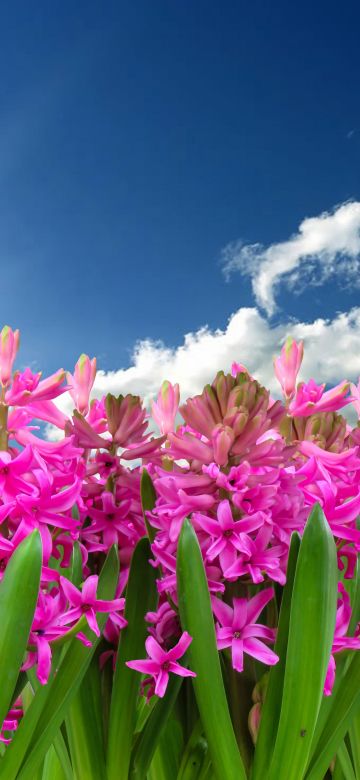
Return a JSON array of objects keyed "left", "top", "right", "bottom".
[
  {"left": 324, "top": 583, "right": 360, "bottom": 696},
  {"left": 59, "top": 575, "right": 125, "bottom": 637},
  {"left": 126, "top": 631, "right": 196, "bottom": 698},
  {"left": 224, "top": 525, "right": 287, "bottom": 585},
  {"left": 151, "top": 380, "right": 180, "bottom": 435},
  {"left": 67, "top": 354, "right": 97, "bottom": 415},
  {"left": 0, "top": 325, "right": 20, "bottom": 387},
  {"left": 211, "top": 589, "right": 279, "bottom": 672},
  {"left": 6, "top": 368, "right": 66, "bottom": 406},
  {"left": 289, "top": 379, "right": 351, "bottom": 417},
  {"left": 273, "top": 337, "right": 304, "bottom": 400},
  {"left": 193, "top": 499, "right": 265, "bottom": 574}
]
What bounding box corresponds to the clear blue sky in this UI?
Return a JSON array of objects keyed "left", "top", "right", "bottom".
[{"left": 1, "top": 0, "right": 360, "bottom": 374}]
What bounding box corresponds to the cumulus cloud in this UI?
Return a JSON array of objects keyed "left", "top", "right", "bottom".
[
  {"left": 50, "top": 305, "right": 360, "bottom": 436},
  {"left": 221, "top": 201, "right": 360, "bottom": 316}
]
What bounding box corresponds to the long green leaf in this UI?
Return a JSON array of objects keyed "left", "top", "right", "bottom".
[
  {"left": 107, "top": 537, "right": 158, "bottom": 780},
  {"left": 252, "top": 533, "right": 300, "bottom": 779},
  {"left": 130, "top": 674, "right": 183, "bottom": 779},
  {"left": 267, "top": 504, "right": 338, "bottom": 780},
  {"left": 1, "top": 545, "right": 119, "bottom": 780},
  {"left": 0, "top": 530, "right": 42, "bottom": 730},
  {"left": 65, "top": 652, "right": 106, "bottom": 780},
  {"left": 305, "top": 652, "right": 360, "bottom": 780},
  {"left": 176, "top": 518, "right": 247, "bottom": 780},
  {"left": 140, "top": 468, "right": 157, "bottom": 542}
]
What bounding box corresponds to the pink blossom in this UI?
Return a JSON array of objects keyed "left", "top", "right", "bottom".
[
  {"left": 289, "top": 379, "right": 351, "bottom": 417},
  {"left": 151, "top": 381, "right": 180, "bottom": 435},
  {"left": 67, "top": 354, "right": 97, "bottom": 415},
  {"left": 273, "top": 337, "right": 304, "bottom": 400},
  {"left": 126, "top": 631, "right": 196, "bottom": 698},
  {"left": 193, "top": 499, "right": 266, "bottom": 574},
  {"left": 324, "top": 584, "right": 360, "bottom": 695},
  {"left": 224, "top": 525, "right": 287, "bottom": 585},
  {"left": 212, "top": 589, "right": 279, "bottom": 672},
  {"left": 6, "top": 368, "right": 66, "bottom": 406},
  {"left": 59, "top": 574, "right": 125, "bottom": 637}
]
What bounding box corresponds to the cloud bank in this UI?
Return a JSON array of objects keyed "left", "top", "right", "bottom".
[
  {"left": 222, "top": 201, "right": 360, "bottom": 316},
  {"left": 52, "top": 306, "right": 360, "bottom": 430}
]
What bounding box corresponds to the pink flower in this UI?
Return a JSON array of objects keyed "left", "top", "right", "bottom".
[
  {"left": 289, "top": 379, "right": 351, "bottom": 417},
  {"left": 6, "top": 368, "right": 66, "bottom": 406},
  {"left": 193, "top": 499, "right": 265, "bottom": 574},
  {"left": 67, "top": 354, "right": 97, "bottom": 415},
  {"left": 126, "top": 631, "right": 196, "bottom": 698},
  {"left": 0, "top": 326, "right": 20, "bottom": 387},
  {"left": 324, "top": 583, "right": 360, "bottom": 695},
  {"left": 59, "top": 574, "right": 125, "bottom": 637},
  {"left": 273, "top": 337, "right": 304, "bottom": 400},
  {"left": 212, "top": 589, "right": 279, "bottom": 672},
  {"left": 151, "top": 381, "right": 180, "bottom": 435},
  {"left": 224, "top": 525, "right": 287, "bottom": 585}
]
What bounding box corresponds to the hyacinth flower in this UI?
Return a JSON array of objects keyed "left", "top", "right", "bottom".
[
  {"left": 224, "top": 524, "right": 287, "bottom": 585},
  {"left": 289, "top": 378, "right": 351, "bottom": 416},
  {"left": 151, "top": 380, "right": 180, "bottom": 435},
  {"left": 0, "top": 325, "right": 20, "bottom": 388},
  {"left": 67, "top": 353, "right": 97, "bottom": 415},
  {"left": 126, "top": 631, "right": 196, "bottom": 698},
  {"left": 59, "top": 574, "right": 125, "bottom": 637},
  {"left": 324, "top": 583, "right": 360, "bottom": 695},
  {"left": 193, "top": 499, "right": 267, "bottom": 574},
  {"left": 273, "top": 337, "right": 304, "bottom": 400},
  {"left": 5, "top": 368, "right": 67, "bottom": 406},
  {"left": 211, "top": 589, "right": 279, "bottom": 672}
]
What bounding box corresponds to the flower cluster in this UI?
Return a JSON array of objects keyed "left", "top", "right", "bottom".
[{"left": 0, "top": 325, "right": 359, "bottom": 745}]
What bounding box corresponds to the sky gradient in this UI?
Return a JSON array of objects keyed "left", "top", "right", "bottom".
[{"left": 1, "top": 1, "right": 360, "bottom": 386}]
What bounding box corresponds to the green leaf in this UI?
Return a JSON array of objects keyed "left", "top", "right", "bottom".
[
  {"left": 336, "top": 741, "right": 357, "bottom": 780},
  {"left": 176, "top": 518, "right": 247, "bottom": 780},
  {"left": 140, "top": 468, "right": 157, "bottom": 542},
  {"left": 130, "top": 673, "right": 183, "bottom": 779},
  {"left": 65, "top": 652, "right": 106, "bottom": 780},
  {"left": 1, "top": 546, "right": 119, "bottom": 780},
  {"left": 305, "top": 652, "right": 360, "bottom": 780},
  {"left": 252, "top": 533, "right": 300, "bottom": 779},
  {"left": 107, "top": 537, "right": 158, "bottom": 780},
  {"left": 41, "top": 745, "right": 67, "bottom": 780},
  {"left": 267, "top": 504, "right": 338, "bottom": 780},
  {"left": 0, "top": 530, "right": 42, "bottom": 730},
  {"left": 147, "top": 717, "right": 183, "bottom": 780}
]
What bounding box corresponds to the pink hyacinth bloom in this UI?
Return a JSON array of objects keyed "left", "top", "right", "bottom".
[
  {"left": 6, "top": 368, "right": 67, "bottom": 406},
  {"left": 289, "top": 379, "right": 351, "bottom": 417},
  {"left": 224, "top": 525, "right": 287, "bottom": 585},
  {"left": 193, "top": 499, "right": 266, "bottom": 574},
  {"left": 212, "top": 589, "right": 279, "bottom": 672},
  {"left": 273, "top": 337, "right": 304, "bottom": 400},
  {"left": 67, "top": 354, "right": 97, "bottom": 415},
  {"left": 0, "top": 326, "right": 20, "bottom": 387},
  {"left": 59, "top": 574, "right": 125, "bottom": 637},
  {"left": 324, "top": 584, "right": 360, "bottom": 696},
  {"left": 151, "top": 381, "right": 180, "bottom": 435},
  {"left": 126, "top": 631, "right": 196, "bottom": 698}
]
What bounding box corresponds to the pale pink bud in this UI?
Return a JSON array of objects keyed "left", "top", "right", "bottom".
[
  {"left": 151, "top": 381, "right": 180, "bottom": 435},
  {"left": 273, "top": 337, "right": 304, "bottom": 400},
  {"left": 350, "top": 379, "right": 360, "bottom": 418},
  {"left": 248, "top": 702, "right": 262, "bottom": 744},
  {"left": 211, "top": 424, "right": 235, "bottom": 465},
  {"left": 0, "top": 326, "right": 20, "bottom": 387},
  {"left": 67, "top": 354, "right": 97, "bottom": 415}
]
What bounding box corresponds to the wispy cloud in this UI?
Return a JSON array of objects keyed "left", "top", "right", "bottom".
[{"left": 221, "top": 201, "right": 360, "bottom": 316}]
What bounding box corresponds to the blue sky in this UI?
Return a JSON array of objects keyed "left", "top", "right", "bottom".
[{"left": 1, "top": 0, "right": 360, "bottom": 389}]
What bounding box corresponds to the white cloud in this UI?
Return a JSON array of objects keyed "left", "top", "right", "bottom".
[
  {"left": 48, "top": 305, "right": 360, "bottom": 439},
  {"left": 221, "top": 201, "right": 360, "bottom": 316}
]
